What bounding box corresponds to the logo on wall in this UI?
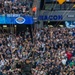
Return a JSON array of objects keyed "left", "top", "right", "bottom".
[
  {"left": 38, "top": 15, "right": 63, "bottom": 21},
  {"left": 65, "top": 21, "right": 75, "bottom": 28},
  {"left": 15, "top": 17, "right": 25, "bottom": 24}
]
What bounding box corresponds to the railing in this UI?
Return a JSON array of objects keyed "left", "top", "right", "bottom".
[{"left": 43, "top": 2, "right": 75, "bottom": 10}]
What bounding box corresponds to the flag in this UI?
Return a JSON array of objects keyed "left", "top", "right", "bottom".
[{"left": 57, "top": 0, "right": 66, "bottom": 5}]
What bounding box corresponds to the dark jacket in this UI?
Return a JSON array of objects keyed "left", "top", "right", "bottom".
[{"left": 21, "top": 62, "right": 32, "bottom": 72}]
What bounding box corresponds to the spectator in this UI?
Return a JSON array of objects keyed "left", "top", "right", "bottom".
[
  {"left": 0, "top": 0, "right": 33, "bottom": 14},
  {"left": 0, "top": 27, "right": 75, "bottom": 75}
]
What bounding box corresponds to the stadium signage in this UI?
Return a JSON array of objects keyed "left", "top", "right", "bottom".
[
  {"left": 0, "top": 14, "right": 34, "bottom": 24},
  {"left": 38, "top": 15, "right": 63, "bottom": 21},
  {"left": 65, "top": 21, "right": 75, "bottom": 28}
]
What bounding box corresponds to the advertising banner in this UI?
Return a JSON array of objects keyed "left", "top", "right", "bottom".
[
  {"left": 0, "top": 14, "right": 34, "bottom": 25},
  {"left": 65, "top": 21, "right": 75, "bottom": 28},
  {"left": 38, "top": 15, "right": 63, "bottom": 21}
]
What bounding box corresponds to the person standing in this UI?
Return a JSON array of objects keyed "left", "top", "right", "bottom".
[{"left": 21, "top": 59, "right": 32, "bottom": 75}]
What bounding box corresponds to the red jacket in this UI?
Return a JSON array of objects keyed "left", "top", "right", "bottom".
[{"left": 66, "top": 51, "right": 72, "bottom": 60}]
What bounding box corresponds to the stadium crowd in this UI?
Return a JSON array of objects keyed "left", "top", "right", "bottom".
[
  {"left": 0, "top": 27, "right": 75, "bottom": 75},
  {"left": 0, "top": 0, "right": 33, "bottom": 14}
]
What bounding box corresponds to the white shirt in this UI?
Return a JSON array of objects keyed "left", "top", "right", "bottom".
[
  {"left": 0, "top": 60, "right": 5, "bottom": 66},
  {"left": 61, "top": 58, "right": 67, "bottom": 65}
]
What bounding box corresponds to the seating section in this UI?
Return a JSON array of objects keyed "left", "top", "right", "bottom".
[{"left": 0, "top": 0, "right": 33, "bottom": 14}]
